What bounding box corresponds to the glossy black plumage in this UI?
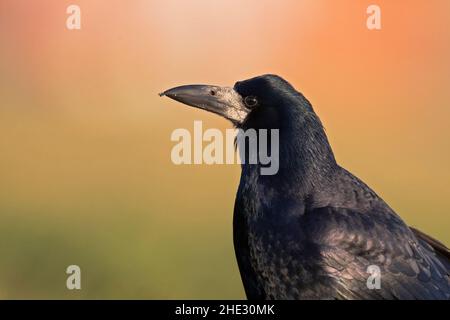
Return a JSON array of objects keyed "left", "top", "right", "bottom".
[
  {"left": 162, "top": 74, "right": 450, "bottom": 300},
  {"left": 232, "top": 75, "right": 450, "bottom": 300}
]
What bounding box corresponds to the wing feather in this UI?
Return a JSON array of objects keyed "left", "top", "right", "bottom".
[{"left": 304, "top": 206, "right": 450, "bottom": 300}]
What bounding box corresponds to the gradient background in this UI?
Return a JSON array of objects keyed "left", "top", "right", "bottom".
[{"left": 0, "top": 0, "right": 449, "bottom": 299}]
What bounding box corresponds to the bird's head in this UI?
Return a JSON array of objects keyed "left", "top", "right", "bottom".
[
  {"left": 161, "top": 74, "right": 336, "bottom": 186},
  {"left": 160, "top": 74, "right": 313, "bottom": 129}
]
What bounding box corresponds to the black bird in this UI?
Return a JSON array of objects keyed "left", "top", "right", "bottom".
[{"left": 161, "top": 75, "right": 450, "bottom": 300}]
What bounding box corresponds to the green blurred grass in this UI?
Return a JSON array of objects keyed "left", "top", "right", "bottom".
[
  {"left": 0, "top": 179, "right": 245, "bottom": 299},
  {"left": 0, "top": 109, "right": 246, "bottom": 299}
]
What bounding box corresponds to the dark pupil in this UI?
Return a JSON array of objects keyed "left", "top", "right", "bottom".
[{"left": 245, "top": 96, "right": 257, "bottom": 108}]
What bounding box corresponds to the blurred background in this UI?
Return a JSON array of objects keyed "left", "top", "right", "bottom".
[{"left": 0, "top": 0, "right": 449, "bottom": 299}]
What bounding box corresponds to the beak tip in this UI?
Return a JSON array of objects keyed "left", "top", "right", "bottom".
[{"left": 160, "top": 89, "right": 178, "bottom": 98}]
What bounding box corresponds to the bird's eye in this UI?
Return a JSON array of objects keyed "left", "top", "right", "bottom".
[{"left": 244, "top": 96, "right": 258, "bottom": 108}]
